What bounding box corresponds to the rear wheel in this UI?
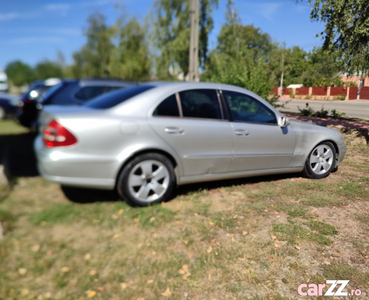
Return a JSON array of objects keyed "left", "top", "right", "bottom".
[
  {"left": 303, "top": 142, "right": 336, "bottom": 179},
  {"left": 117, "top": 153, "right": 176, "bottom": 206}
]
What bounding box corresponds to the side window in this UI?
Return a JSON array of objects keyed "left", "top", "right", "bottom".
[
  {"left": 223, "top": 91, "right": 277, "bottom": 124},
  {"left": 107, "top": 86, "right": 124, "bottom": 92},
  {"left": 75, "top": 86, "right": 107, "bottom": 101},
  {"left": 179, "top": 89, "right": 222, "bottom": 120},
  {"left": 153, "top": 94, "right": 180, "bottom": 117}
]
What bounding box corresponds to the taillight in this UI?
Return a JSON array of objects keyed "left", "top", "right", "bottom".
[{"left": 43, "top": 120, "right": 77, "bottom": 148}]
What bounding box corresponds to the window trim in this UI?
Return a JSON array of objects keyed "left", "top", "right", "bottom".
[
  {"left": 219, "top": 89, "right": 278, "bottom": 126},
  {"left": 178, "top": 88, "right": 225, "bottom": 121},
  {"left": 175, "top": 92, "right": 183, "bottom": 117},
  {"left": 153, "top": 89, "right": 227, "bottom": 122}
]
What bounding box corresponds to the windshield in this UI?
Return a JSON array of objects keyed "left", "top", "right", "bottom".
[{"left": 85, "top": 85, "right": 155, "bottom": 109}]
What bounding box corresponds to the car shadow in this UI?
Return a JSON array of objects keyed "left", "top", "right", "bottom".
[
  {"left": 0, "top": 132, "right": 39, "bottom": 180},
  {"left": 341, "top": 127, "right": 369, "bottom": 145},
  {"left": 175, "top": 172, "right": 302, "bottom": 197},
  {"left": 61, "top": 186, "right": 120, "bottom": 204},
  {"left": 62, "top": 173, "right": 302, "bottom": 205}
]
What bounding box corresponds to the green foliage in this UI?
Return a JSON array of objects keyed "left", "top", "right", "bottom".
[
  {"left": 298, "top": 103, "right": 315, "bottom": 116},
  {"left": 204, "top": 52, "right": 273, "bottom": 100},
  {"left": 71, "top": 12, "right": 116, "bottom": 78},
  {"left": 35, "top": 60, "right": 64, "bottom": 80},
  {"left": 314, "top": 106, "right": 329, "bottom": 118},
  {"left": 344, "top": 81, "right": 357, "bottom": 87},
  {"left": 289, "top": 89, "right": 295, "bottom": 98},
  {"left": 267, "top": 94, "right": 284, "bottom": 108},
  {"left": 203, "top": 5, "right": 275, "bottom": 101},
  {"left": 302, "top": 0, "right": 369, "bottom": 77},
  {"left": 5, "top": 60, "right": 36, "bottom": 86},
  {"left": 298, "top": 104, "right": 346, "bottom": 119},
  {"left": 151, "top": 0, "right": 219, "bottom": 79},
  {"left": 110, "top": 17, "right": 151, "bottom": 80},
  {"left": 217, "top": 24, "right": 272, "bottom": 61},
  {"left": 300, "top": 47, "right": 342, "bottom": 87}
]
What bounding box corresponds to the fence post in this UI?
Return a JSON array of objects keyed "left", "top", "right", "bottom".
[{"left": 346, "top": 87, "right": 349, "bottom": 100}]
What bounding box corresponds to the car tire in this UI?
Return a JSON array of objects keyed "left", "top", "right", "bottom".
[
  {"left": 117, "top": 153, "right": 176, "bottom": 207},
  {"left": 303, "top": 142, "right": 336, "bottom": 179}
]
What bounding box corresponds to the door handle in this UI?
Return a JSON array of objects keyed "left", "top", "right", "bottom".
[
  {"left": 235, "top": 129, "right": 249, "bottom": 136},
  {"left": 165, "top": 127, "right": 184, "bottom": 134}
]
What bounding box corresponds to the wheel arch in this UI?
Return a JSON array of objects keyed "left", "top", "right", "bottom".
[{"left": 114, "top": 148, "right": 179, "bottom": 190}]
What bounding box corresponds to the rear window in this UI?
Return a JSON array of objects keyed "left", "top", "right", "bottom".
[
  {"left": 85, "top": 85, "right": 155, "bottom": 109},
  {"left": 40, "top": 82, "right": 66, "bottom": 103}
]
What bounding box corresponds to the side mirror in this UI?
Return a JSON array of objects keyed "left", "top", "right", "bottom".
[{"left": 278, "top": 116, "right": 290, "bottom": 128}]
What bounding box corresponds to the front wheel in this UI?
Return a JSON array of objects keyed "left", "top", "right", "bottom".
[
  {"left": 117, "top": 153, "right": 176, "bottom": 207},
  {"left": 303, "top": 142, "right": 336, "bottom": 179}
]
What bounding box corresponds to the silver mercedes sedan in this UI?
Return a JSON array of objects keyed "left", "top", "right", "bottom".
[{"left": 34, "top": 82, "right": 346, "bottom": 206}]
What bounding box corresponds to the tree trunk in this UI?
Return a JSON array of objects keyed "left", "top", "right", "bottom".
[{"left": 357, "top": 74, "right": 365, "bottom": 99}]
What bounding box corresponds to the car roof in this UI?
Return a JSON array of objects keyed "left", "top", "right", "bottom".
[
  {"left": 140, "top": 81, "right": 255, "bottom": 95},
  {"left": 57, "top": 78, "right": 136, "bottom": 87}
]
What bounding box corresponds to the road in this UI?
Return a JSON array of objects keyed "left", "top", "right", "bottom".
[{"left": 278, "top": 99, "right": 369, "bottom": 120}]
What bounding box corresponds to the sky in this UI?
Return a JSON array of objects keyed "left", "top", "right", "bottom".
[{"left": 0, "top": 0, "right": 325, "bottom": 71}]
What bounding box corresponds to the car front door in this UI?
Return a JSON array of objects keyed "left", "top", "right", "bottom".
[
  {"left": 149, "top": 89, "right": 233, "bottom": 177},
  {"left": 222, "top": 90, "right": 296, "bottom": 172}
]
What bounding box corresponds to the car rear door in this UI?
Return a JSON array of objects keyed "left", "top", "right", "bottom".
[
  {"left": 221, "top": 90, "right": 296, "bottom": 172},
  {"left": 149, "top": 89, "right": 233, "bottom": 177}
]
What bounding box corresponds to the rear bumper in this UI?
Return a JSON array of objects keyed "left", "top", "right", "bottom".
[{"left": 34, "top": 136, "right": 116, "bottom": 190}]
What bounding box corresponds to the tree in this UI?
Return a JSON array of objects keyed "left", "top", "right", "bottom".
[
  {"left": 110, "top": 17, "right": 151, "bottom": 80},
  {"left": 301, "top": 0, "right": 369, "bottom": 76},
  {"left": 301, "top": 47, "right": 342, "bottom": 87},
  {"left": 35, "top": 60, "right": 64, "bottom": 80},
  {"left": 5, "top": 60, "right": 36, "bottom": 87},
  {"left": 216, "top": 1, "right": 272, "bottom": 61},
  {"left": 204, "top": 0, "right": 274, "bottom": 99},
  {"left": 71, "top": 12, "right": 116, "bottom": 78},
  {"left": 151, "top": 0, "right": 219, "bottom": 79}
]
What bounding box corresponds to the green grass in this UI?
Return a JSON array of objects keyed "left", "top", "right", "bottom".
[
  {"left": 287, "top": 206, "right": 309, "bottom": 218},
  {"left": 0, "top": 119, "right": 28, "bottom": 134},
  {"left": 30, "top": 202, "right": 176, "bottom": 228},
  {"left": 272, "top": 223, "right": 334, "bottom": 246},
  {"left": 304, "top": 221, "right": 338, "bottom": 236},
  {"left": 323, "top": 264, "right": 369, "bottom": 289}
]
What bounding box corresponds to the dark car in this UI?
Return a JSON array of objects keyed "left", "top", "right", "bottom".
[
  {"left": 0, "top": 93, "right": 21, "bottom": 120},
  {"left": 22, "top": 78, "right": 62, "bottom": 102},
  {"left": 18, "top": 78, "right": 135, "bottom": 128}
]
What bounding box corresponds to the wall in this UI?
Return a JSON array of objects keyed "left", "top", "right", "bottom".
[
  {"left": 273, "top": 86, "right": 368, "bottom": 100},
  {"left": 340, "top": 75, "right": 369, "bottom": 87}
]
